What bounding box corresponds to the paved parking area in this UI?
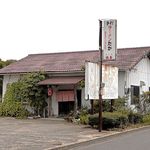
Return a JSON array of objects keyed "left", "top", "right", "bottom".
[{"left": 0, "top": 117, "right": 115, "bottom": 150}]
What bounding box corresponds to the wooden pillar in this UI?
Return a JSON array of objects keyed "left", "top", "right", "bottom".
[
  {"left": 74, "top": 85, "right": 77, "bottom": 114},
  {"left": 48, "top": 96, "right": 50, "bottom": 117},
  {"left": 90, "top": 99, "right": 94, "bottom": 115},
  {"left": 110, "top": 99, "right": 115, "bottom": 112}
]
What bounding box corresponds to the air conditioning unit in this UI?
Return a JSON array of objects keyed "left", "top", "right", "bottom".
[{"left": 140, "top": 81, "right": 146, "bottom": 87}]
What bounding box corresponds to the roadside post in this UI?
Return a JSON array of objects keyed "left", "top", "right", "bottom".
[
  {"left": 99, "top": 20, "right": 103, "bottom": 132},
  {"left": 98, "top": 19, "right": 117, "bottom": 132},
  {"left": 85, "top": 19, "right": 117, "bottom": 132}
]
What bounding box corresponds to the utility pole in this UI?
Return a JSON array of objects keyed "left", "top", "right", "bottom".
[{"left": 99, "top": 20, "right": 103, "bottom": 132}]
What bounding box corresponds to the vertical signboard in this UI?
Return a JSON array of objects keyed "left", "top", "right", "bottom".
[{"left": 101, "top": 19, "right": 117, "bottom": 60}]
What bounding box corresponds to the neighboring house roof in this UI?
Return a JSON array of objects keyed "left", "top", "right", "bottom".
[{"left": 0, "top": 47, "right": 150, "bottom": 74}]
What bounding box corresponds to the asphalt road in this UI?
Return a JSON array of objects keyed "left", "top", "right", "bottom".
[{"left": 72, "top": 127, "right": 150, "bottom": 150}]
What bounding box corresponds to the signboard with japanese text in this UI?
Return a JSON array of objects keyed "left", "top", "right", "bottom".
[
  {"left": 85, "top": 62, "right": 118, "bottom": 100},
  {"left": 101, "top": 19, "right": 117, "bottom": 60}
]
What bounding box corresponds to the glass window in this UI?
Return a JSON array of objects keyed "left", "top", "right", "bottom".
[{"left": 131, "top": 85, "right": 140, "bottom": 104}]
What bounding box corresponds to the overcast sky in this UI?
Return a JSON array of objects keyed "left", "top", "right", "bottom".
[{"left": 0, "top": 0, "right": 150, "bottom": 60}]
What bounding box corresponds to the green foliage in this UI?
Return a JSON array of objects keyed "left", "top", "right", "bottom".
[
  {"left": 128, "top": 111, "right": 143, "bottom": 124},
  {"left": 2, "top": 72, "right": 47, "bottom": 117},
  {"left": 80, "top": 115, "right": 89, "bottom": 125},
  {"left": 103, "top": 112, "right": 128, "bottom": 129},
  {"left": 89, "top": 111, "right": 128, "bottom": 129},
  {"left": 135, "top": 91, "right": 150, "bottom": 114},
  {"left": 0, "top": 101, "right": 28, "bottom": 118},
  {"left": 0, "top": 83, "right": 28, "bottom": 118},
  {"left": 142, "top": 114, "right": 150, "bottom": 125},
  {"left": 88, "top": 113, "right": 99, "bottom": 127},
  {"left": 93, "top": 97, "right": 127, "bottom": 113},
  {"left": 79, "top": 80, "right": 85, "bottom": 88},
  {"left": 16, "top": 72, "right": 47, "bottom": 115},
  {"left": 64, "top": 107, "right": 89, "bottom": 124},
  {"left": 79, "top": 107, "right": 89, "bottom": 125},
  {"left": 3, "top": 83, "right": 21, "bottom": 102},
  {"left": 113, "top": 97, "right": 127, "bottom": 110}
]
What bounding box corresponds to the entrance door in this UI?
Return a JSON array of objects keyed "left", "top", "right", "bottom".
[
  {"left": 77, "top": 90, "right": 81, "bottom": 109},
  {"left": 59, "top": 101, "right": 74, "bottom": 116}
]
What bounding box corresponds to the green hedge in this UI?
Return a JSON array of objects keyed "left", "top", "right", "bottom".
[
  {"left": 89, "top": 112, "right": 128, "bottom": 129},
  {"left": 128, "top": 112, "right": 143, "bottom": 124},
  {"left": 0, "top": 82, "right": 29, "bottom": 118},
  {"left": 89, "top": 111, "right": 144, "bottom": 129},
  {"left": 142, "top": 114, "right": 150, "bottom": 125},
  {"left": 0, "top": 101, "right": 28, "bottom": 118}
]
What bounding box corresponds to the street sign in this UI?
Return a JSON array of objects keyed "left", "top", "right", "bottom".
[{"left": 101, "top": 19, "right": 117, "bottom": 60}]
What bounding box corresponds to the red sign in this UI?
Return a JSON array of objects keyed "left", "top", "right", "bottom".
[{"left": 48, "top": 88, "right": 53, "bottom": 96}]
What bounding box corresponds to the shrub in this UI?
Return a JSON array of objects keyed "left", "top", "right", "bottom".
[
  {"left": 0, "top": 101, "right": 28, "bottom": 118},
  {"left": 103, "top": 112, "right": 128, "bottom": 129},
  {"left": 0, "top": 82, "right": 29, "bottom": 118},
  {"left": 79, "top": 107, "right": 89, "bottom": 125},
  {"left": 142, "top": 114, "right": 150, "bottom": 125},
  {"left": 89, "top": 112, "right": 128, "bottom": 129},
  {"left": 128, "top": 111, "right": 143, "bottom": 124},
  {"left": 80, "top": 115, "right": 89, "bottom": 125},
  {"left": 93, "top": 97, "right": 127, "bottom": 113},
  {"left": 88, "top": 113, "right": 99, "bottom": 127}
]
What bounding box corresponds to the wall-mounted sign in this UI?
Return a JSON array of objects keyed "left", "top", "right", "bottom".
[{"left": 48, "top": 88, "right": 53, "bottom": 96}]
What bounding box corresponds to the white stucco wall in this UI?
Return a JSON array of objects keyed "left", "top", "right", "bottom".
[
  {"left": 126, "top": 57, "right": 150, "bottom": 106},
  {"left": 81, "top": 88, "right": 91, "bottom": 108},
  {"left": 2, "top": 74, "right": 20, "bottom": 101},
  {"left": 51, "top": 86, "right": 58, "bottom": 116},
  {"left": 118, "top": 71, "right": 126, "bottom": 97}
]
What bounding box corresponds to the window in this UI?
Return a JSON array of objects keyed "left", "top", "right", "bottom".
[{"left": 131, "top": 85, "right": 140, "bottom": 104}]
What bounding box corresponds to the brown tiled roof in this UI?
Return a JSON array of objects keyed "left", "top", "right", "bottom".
[
  {"left": 104, "top": 47, "right": 150, "bottom": 70},
  {"left": 0, "top": 47, "right": 150, "bottom": 74}
]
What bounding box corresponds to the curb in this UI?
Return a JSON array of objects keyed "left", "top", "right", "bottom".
[{"left": 47, "top": 125, "right": 150, "bottom": 150}]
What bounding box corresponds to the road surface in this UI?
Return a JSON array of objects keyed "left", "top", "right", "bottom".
[{"left": 72, "top": 127, "right": 150, "bottom": 150}]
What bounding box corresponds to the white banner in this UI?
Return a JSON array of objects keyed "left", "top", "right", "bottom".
[
  {"left": 101, "top": 19, "right": 117, "bottom": 60},
  {"left": 85, "top": 62, "right": 100, "bottom": 100},
  {"left": 85, "top": 62, "right": 118, "bottom": 100},
  {"left": 102, "top": 65, "right": 118, "bottom": 99}
]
